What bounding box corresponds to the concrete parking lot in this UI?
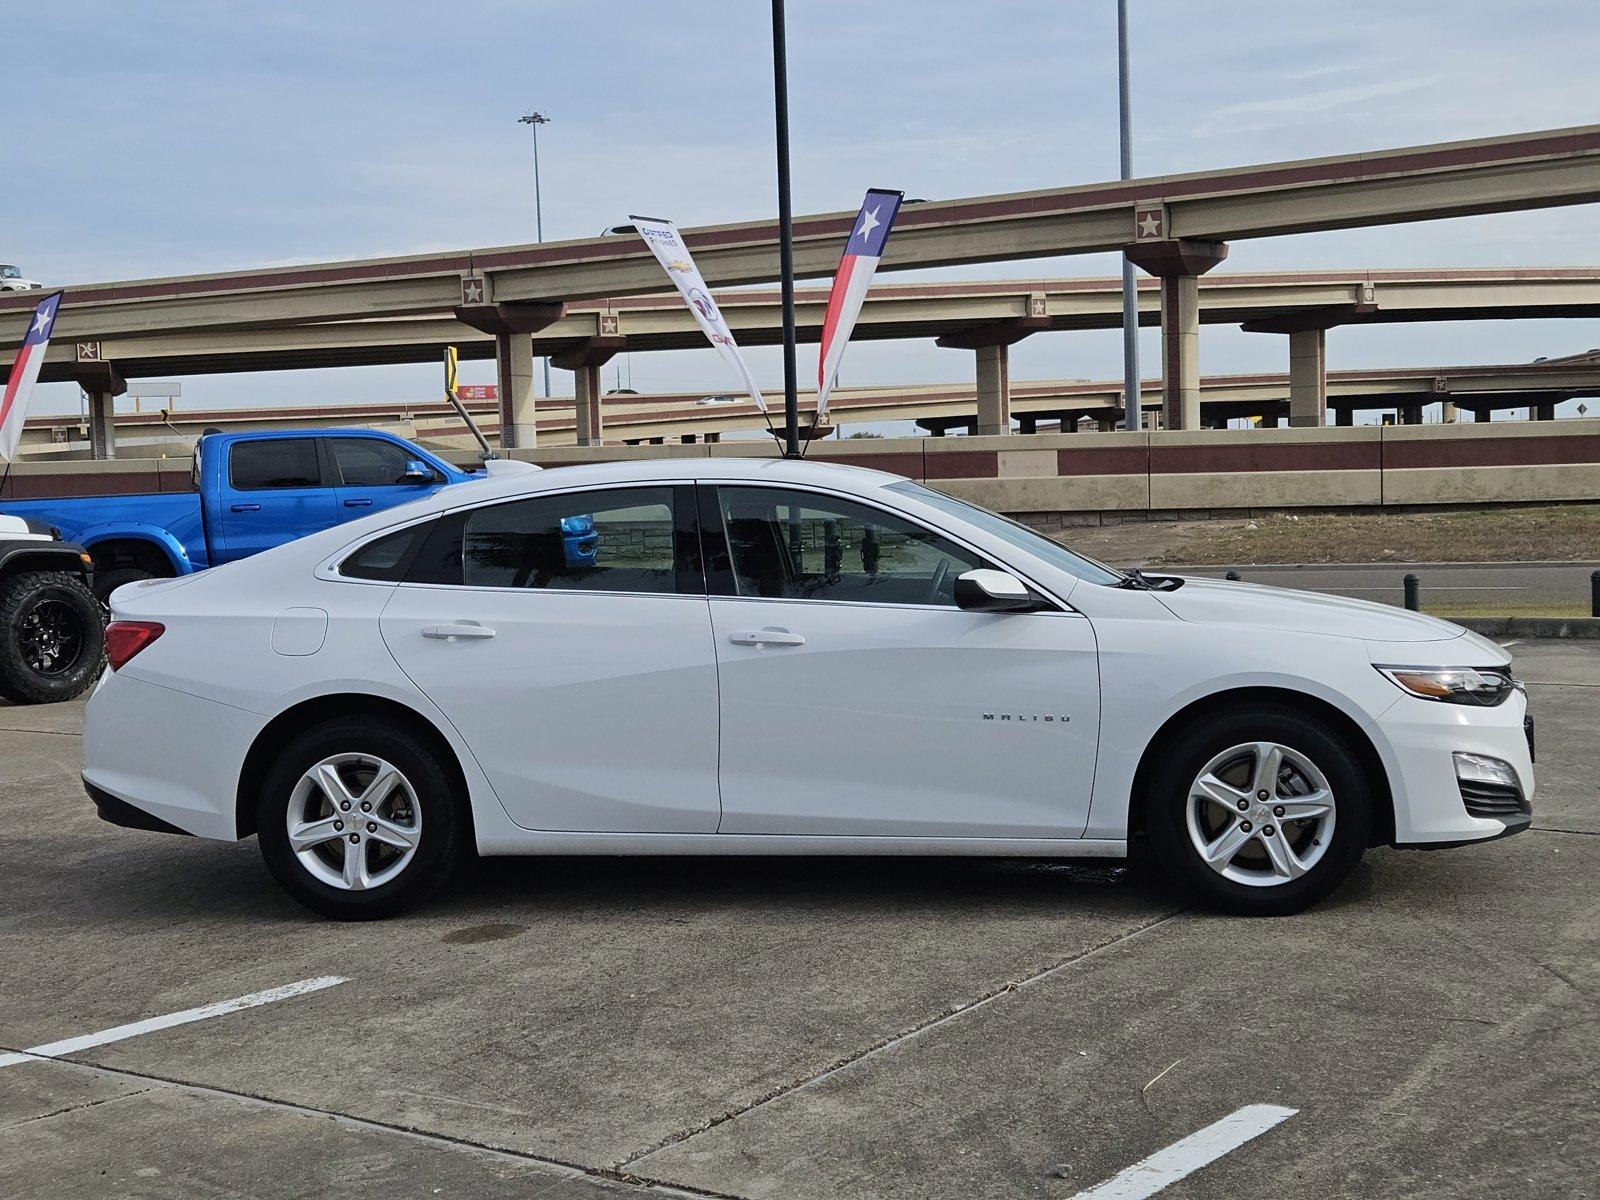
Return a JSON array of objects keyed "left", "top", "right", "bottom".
[{"left": 1, "top": 642, "right": 1595, "bottom": 1200}]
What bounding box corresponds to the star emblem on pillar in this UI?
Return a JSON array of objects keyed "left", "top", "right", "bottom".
[
  {"left": 76, "top": 341, "right": 100, "bottom": 362},
  {"left": 1030, "top": 296, "right": 1047, "bottom": 316},
  {"left": 600, "top": 314, "right": 619, "bottom": 335},
  {"left": 1136, "top": 209, "right": 1164, "bottom": 239},
  {"left": 461, "top": 277, "right": 486, "bottom": 305}
]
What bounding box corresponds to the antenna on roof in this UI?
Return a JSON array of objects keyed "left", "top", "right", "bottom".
[{"left": 443, "top": 346, "right": 498, "bottom": 461}]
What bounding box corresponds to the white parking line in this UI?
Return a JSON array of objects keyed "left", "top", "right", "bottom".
[
  {"left": 1067, "top": 1104, "right": 1298, "bottom": 1200},
  {"left": 0, "top": 976, "right": 347, "bottom": 1069}
]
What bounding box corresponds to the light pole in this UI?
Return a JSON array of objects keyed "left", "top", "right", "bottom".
[
  {"left": 1116, "top": 0, "right": 1141, "bottom": 431},
  {"left": 771, "top": 0, "right": 800, "bottom": 458},
  {"left": 518, "top": 110, "right": 553, "bottom": 399}
]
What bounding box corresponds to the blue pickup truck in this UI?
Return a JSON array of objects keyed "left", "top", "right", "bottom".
[{"left": 3, "top": 430, "right": 487, "bottom": 599}]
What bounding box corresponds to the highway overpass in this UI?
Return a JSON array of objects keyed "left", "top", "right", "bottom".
[
  {"left": 5, "top": 123, "right": 1600, "bottom": 453},
  {"left": 20, "top": 352, "right": 1599, "bottom": 456}
]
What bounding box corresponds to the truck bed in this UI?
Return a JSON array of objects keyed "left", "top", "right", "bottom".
[{"left": 0, "top": 491, "right": 208, "bottom": 570}]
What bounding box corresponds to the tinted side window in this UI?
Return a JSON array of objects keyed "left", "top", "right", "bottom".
[
  {"left": 230, "top": 439, "right": 321, "bottom": 490},
  {"left": 341, "top": 523, "right": 427, "bottom": 581},
  {"left": 716, "top": 486, "right": 987, "bottom": 607},
  {"left": 428, "top": 489, "right": 678, "bottom": 598},
  {"left": 333, "top": 438, "right": 428, "bottom": 486}
]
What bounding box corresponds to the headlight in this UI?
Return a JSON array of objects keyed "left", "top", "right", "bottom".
[{"left": 1376, "top": 665, "right": 1518, "bottom": 706}]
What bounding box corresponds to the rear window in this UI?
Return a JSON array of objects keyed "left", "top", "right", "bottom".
[
  {"left": 230, "top": 439, "right": 321, "bottom": 490},
  {"left": 340, "top": 523, "right": 428, "bottom": 581}
]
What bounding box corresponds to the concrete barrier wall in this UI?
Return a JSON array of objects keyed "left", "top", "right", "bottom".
[{"left": 4, "top": 420, "right": 1598, "bottom": 520}]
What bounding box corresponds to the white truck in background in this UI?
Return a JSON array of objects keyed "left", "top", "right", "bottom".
[{"left": 1, "top": 265, "right": 43, "bottom": 291}]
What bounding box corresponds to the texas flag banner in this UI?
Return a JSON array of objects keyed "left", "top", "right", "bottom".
[
  {"left": 630, "top": 214, "right": 767, "bottom": 412},
  {"left": 816, "top": 188, "right": 903, "bottom": 419},
  {"left": 0, "top": 291, "right": 62, "bottom": 462}
]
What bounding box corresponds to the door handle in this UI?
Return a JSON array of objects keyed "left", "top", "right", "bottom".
[
  {"left": 421, "top": 622, "right": 497, "bottom": 642},
  {"left": 728, "top": 628, "right": 806, "bottom": 648},
  {"left": 343, "top": 498, "right": 373, "bottom": 508},
  {"left": 230, "top": 503, "right": 260, "bottom": 512}
]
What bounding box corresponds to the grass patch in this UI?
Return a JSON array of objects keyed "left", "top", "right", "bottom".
[{"left": 1148, "top": 505, "right": 1600, "bottom": 566}]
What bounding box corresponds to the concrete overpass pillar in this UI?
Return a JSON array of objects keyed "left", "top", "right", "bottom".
[
  {"left": 71, "top": 357, "right": 126, "bottom": 461},
  {"left": 1288, "top": 328, "right": 1327, "bottom": 427},
  {"left": 454, "top": 299, "right": 567, "bottom": 452},
  {"left": 936, "top": 316, "right": 1050, "bottom": 438},
  {"left": 572, "top": 364, "right": 604, "bottom": 445},
  {"left": 1242, "top": 295, "right": 1379, "bottom": 430},
  {"left": 1442, "top": 401, "right": 1459, "bottom": 423},
  {"left": 553, "top": 333, "right": 626, "bottom": 448},
  {"left": 1124, "top": 234, "right": 1229, "bottom": 431},
  {"left": 974, "top": 344, "right": 1011, "bottom": 435},
  {"left": 1334, "top": 407, "right": 1354, "bottom": 427},
  {"left": 1534, "top": 402, "right": 1557, "bottom": 421},
  {"left": 495, "top": 333, "right": 538, "bottom": 449}
]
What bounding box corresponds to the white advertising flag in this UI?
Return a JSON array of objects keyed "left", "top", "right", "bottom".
[{"left": 629, "top": 215, "right": 767, "bottom": 413}]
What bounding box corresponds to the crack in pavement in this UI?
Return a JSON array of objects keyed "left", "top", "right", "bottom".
[
  {"left": 7, "top": 1086, "right": 154, "bottom": 1128},
  {"left": 0, "top": 726, "right": 81, "bottom": 737},
  {"left": 1531, "top": 826, "right": 1600, "bottom": 837},
  {"left": 613, "top": 906, "right": 1189, "bottom": 1171},
  {"left": 0, "top": 1050, "right": 750, "bottom": 1200}
]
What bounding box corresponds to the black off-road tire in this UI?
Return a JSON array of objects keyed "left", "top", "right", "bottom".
[
  {"left": 1143, "top": 704, "right": 1373, "bottom": 916},
  {"left": 257, "top": 716, "right": 470, "bottom": 920},
  {"left": 0, "top": 571, "right": 106, "bottom": 704}
]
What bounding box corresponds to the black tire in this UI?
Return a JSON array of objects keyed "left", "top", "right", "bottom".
[
  {"left": 94, "top": 566, "right": 156, "bottom": 605},
  {"left": 1144, "top": 704, "right": 1372, "bottom": 916},
  {"left": 0, "top": 571, "right": 107, "bottom": 704},
  {"left": 256, "top": 716, "right": 469, "bottom": 920}
]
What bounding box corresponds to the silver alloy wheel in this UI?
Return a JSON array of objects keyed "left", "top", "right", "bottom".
[
  {"left": 1184, "top": 741, "right": 1336, "bottom": 888},
  {"left": 286, "top": 753, "right": 421, "bottom": 891}
]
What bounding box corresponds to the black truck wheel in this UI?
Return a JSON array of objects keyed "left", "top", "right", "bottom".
[
  {"left": 0, "top": 571, "right": 107, "bottom": 704},
  {"left": 94, "top": 566, "right": 156, "bottom": 605}
]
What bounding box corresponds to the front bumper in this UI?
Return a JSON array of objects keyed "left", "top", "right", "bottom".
[{"left": 1375, "top": 688, "right": 1535, "bottom": 847}]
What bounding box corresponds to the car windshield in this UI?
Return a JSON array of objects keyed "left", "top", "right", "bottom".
[
  {"left": 0, "top": 266, "right": 19, "bottom": 278},
  {"left": 885, "top": 480, "right": 1126, "bottom": 586}
]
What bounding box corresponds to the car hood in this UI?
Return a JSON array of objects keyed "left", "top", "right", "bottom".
[{"left": 1153, "top": 576, "right": 1467, "bottom": 644}]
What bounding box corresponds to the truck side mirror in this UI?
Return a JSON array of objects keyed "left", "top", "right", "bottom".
[{"left": 954, "top": 568, "right": 1038, "bottom": 613}]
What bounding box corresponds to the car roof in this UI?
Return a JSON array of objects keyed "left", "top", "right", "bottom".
[{"left": 448, "top": 455, "right": 907, "bottom": 507}]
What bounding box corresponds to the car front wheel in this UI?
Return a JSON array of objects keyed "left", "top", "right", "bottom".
[
  {"left": 1144, "top": 705, "right": 1372, "bottom": 916},
  {"left": 256, "top": 717, "right": 468, "bottom": 919}
]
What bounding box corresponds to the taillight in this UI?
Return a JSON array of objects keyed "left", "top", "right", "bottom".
[{"left": 105, "top": 621, "right": 165, "bottom": 671}]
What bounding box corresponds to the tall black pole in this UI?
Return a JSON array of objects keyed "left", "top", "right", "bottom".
[
  {"left": 771, "top": 0, "right": 800, "bottom": 457},
  {"left": 1117, "top": 0, "right": 1141, "bottom": 432}
]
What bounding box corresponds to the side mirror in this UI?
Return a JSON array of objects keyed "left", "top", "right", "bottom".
[
  {"left": 953, "top": 568, "right": 1038, "bottom": 613},
  {"left": 403, "top": 459, "right": 434, "bottom": 483}
]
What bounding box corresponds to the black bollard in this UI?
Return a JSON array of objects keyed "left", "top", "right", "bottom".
[
  {"left": 1592, "top": 569, "right": 1600, "bottom": 618},
  {"left": 1403, "top": 573, "right": 1420, "bottom": 612},
  {"left": 1225, "top": 570, "right": 1241, "bottom": 581}
]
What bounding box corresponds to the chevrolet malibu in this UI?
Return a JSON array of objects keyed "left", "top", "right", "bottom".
[{"left": 84, "top": 458, "right": 1534, "bottom": 919}]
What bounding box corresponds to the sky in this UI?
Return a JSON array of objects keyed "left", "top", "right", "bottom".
[{"left": 6, "top": 0, "right": 1600, "bottom": 429}]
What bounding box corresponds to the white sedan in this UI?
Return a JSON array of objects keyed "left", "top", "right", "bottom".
[{"left": 84, "top": 458, "right": 1534, "bottom": 919}]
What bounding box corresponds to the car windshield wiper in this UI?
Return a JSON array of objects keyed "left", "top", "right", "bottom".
[{"left": 1118, "top": 567, "right": 1185, "bottom": 592}]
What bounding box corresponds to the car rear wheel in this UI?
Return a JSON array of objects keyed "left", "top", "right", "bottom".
[
  {"left": 1144, "top": 705, "right": 1372, "bottom": 916},
  {"left": 0, "top": 571, "right": 106, "bottom": 704},
  {"left": 257, "top": 717, "right": 468, "bottom": 919}
]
